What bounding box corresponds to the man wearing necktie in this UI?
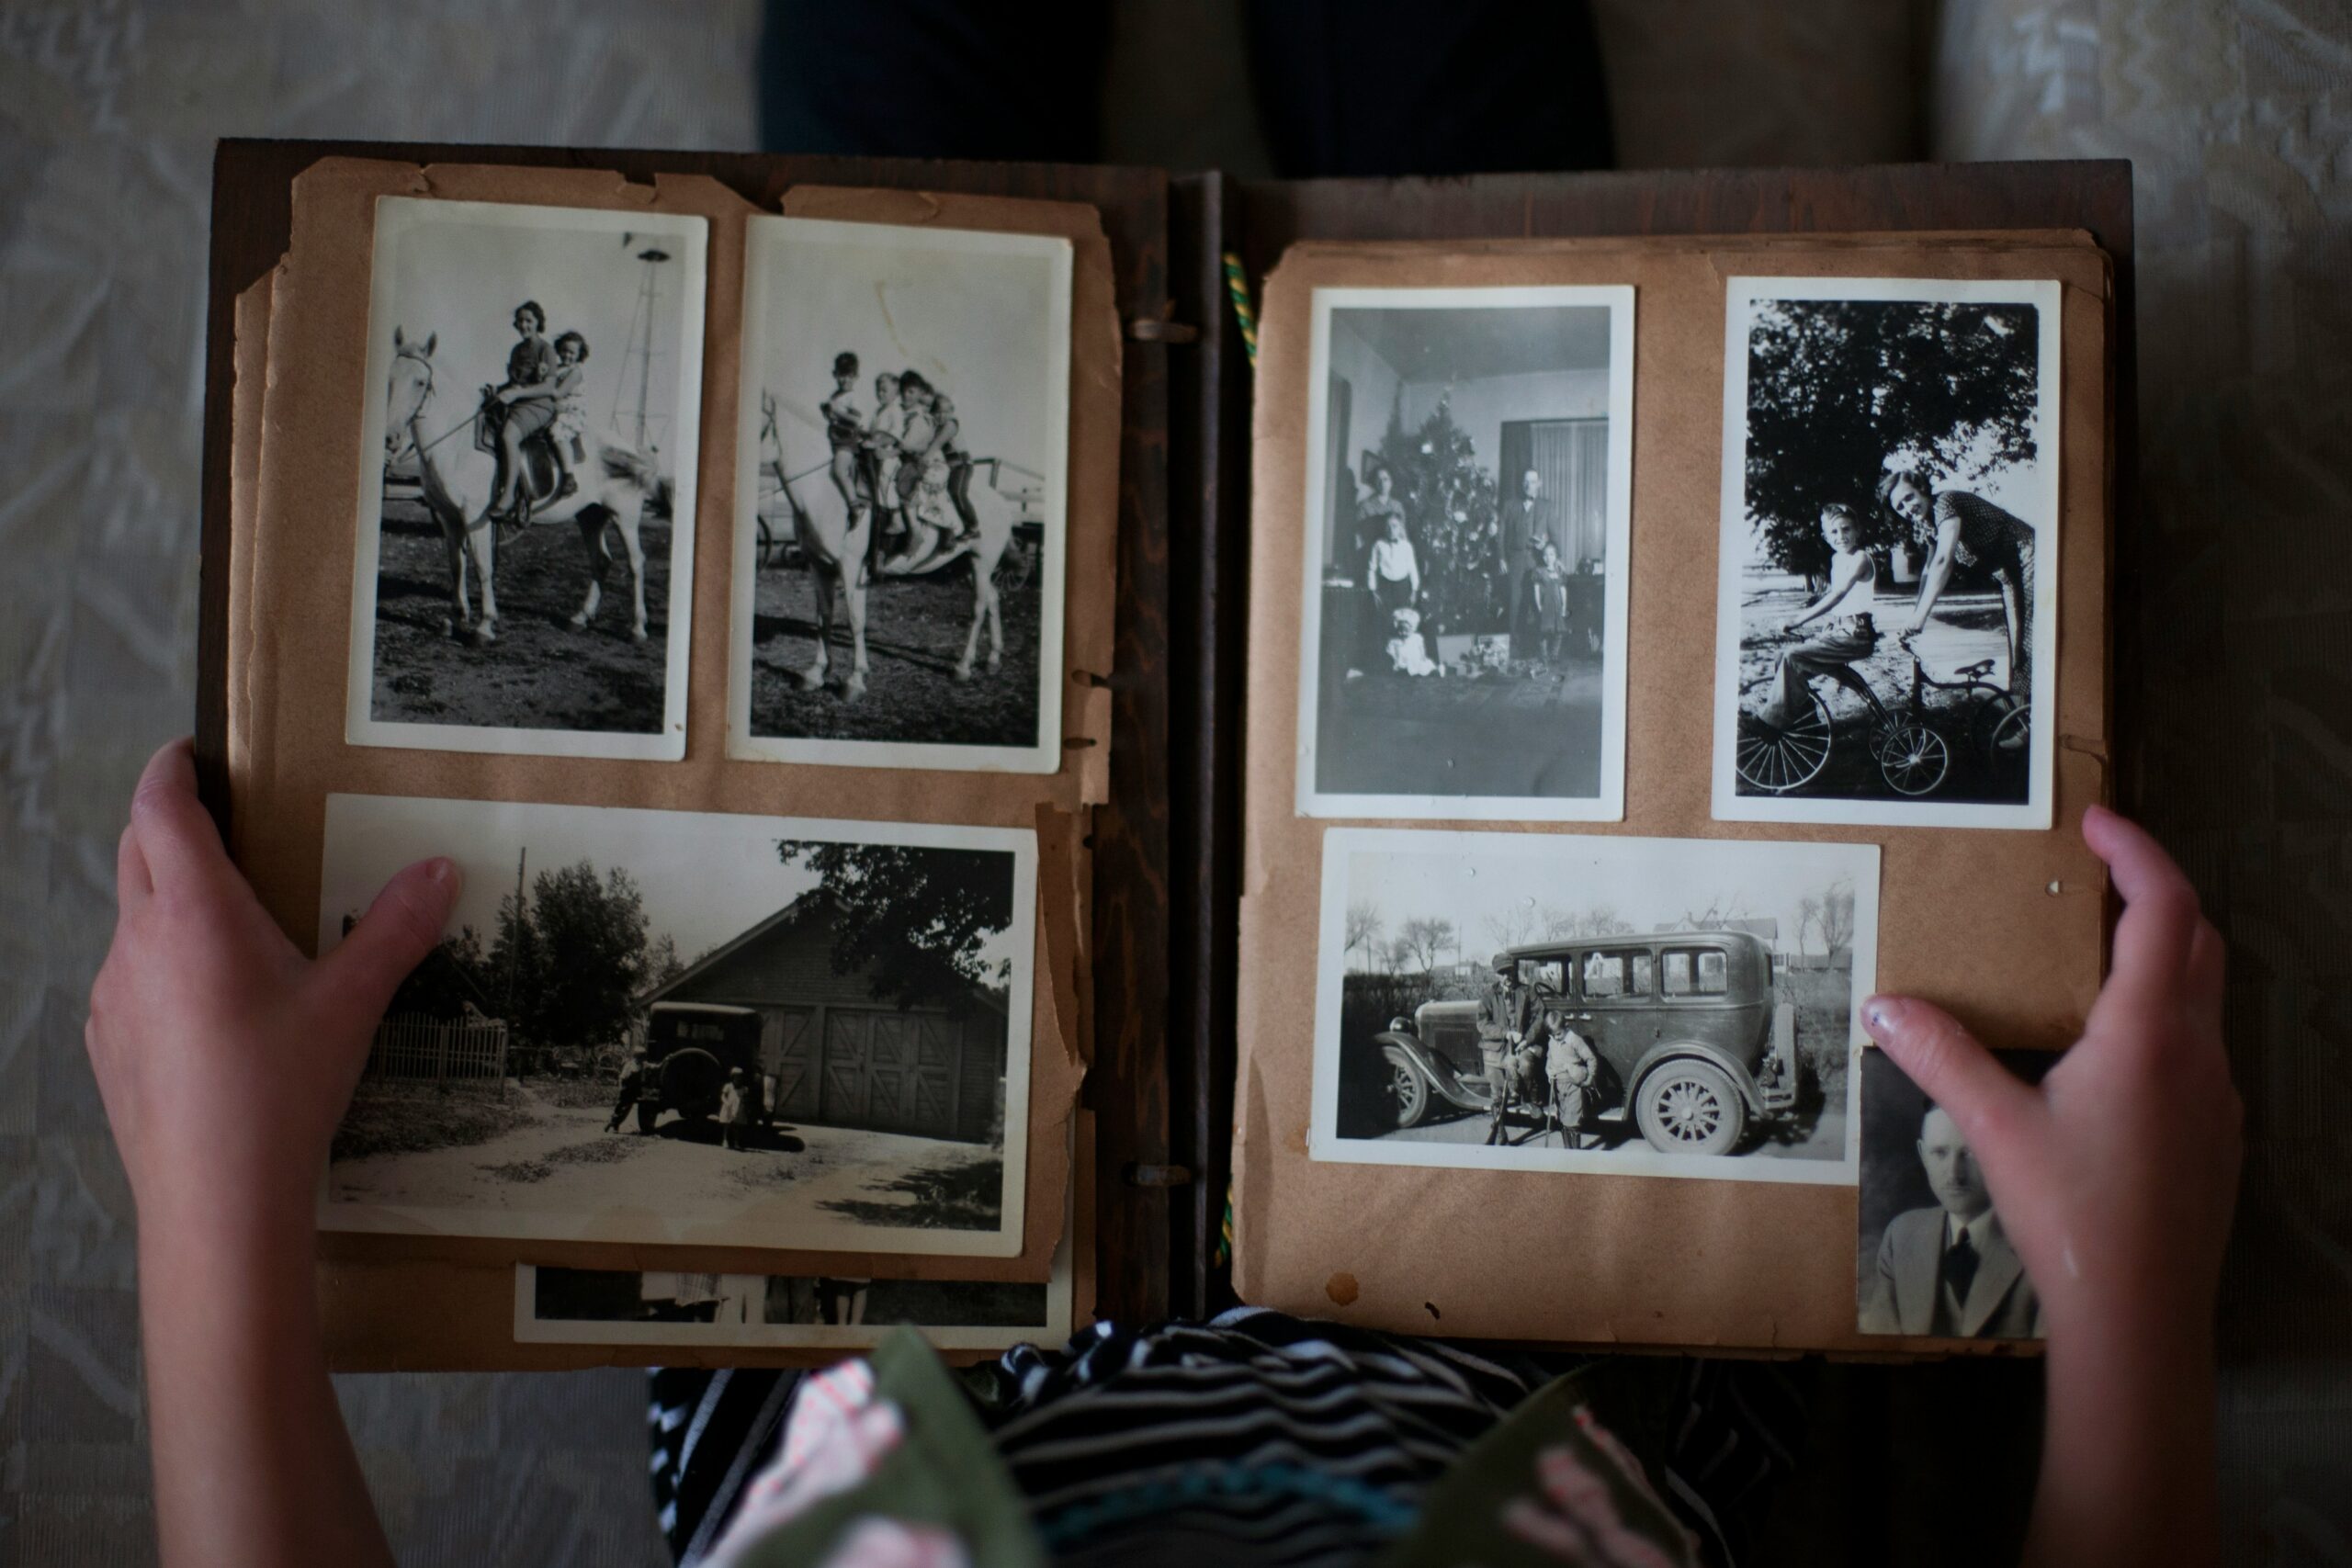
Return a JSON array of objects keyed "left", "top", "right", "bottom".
[{"left": 1861, "top": 1102, "right": 2044, "bottom": 1338}]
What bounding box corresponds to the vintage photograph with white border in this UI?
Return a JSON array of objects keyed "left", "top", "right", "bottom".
[
  {"left": 729, "top": 216, "right": 1072, "bottom": 773},
  {"left": 318, "top": 794, "right": 1037, "bottom": 1258},
  {"left": 1295, "top": 285, "right": 1634, "bottom": 822},
  {"left": 347, "top": 197, "right": 707, "bottom": 760},
  {"left": 1310, "top": 828, "right": 1877, "bottom": 1185},
  {"left": 513, "top": 1230, "right": 1073, "bottom": 1350},
  {"left": 1712, "top": 276, "right": 2061, "bottom": 830}
]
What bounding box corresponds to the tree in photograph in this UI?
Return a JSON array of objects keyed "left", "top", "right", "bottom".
[
  {"left": 1818, "top": 881, "right": 1857, "bottom": 957},
  {"left": 487, "top": 883, "right": 545, "bottom": 1031},
  {"left": 1795, "top": 892, "right": 1825, "bottom": 954},
  {"left": 529, "top": 862, "right": 654, "bottom": 1051},
  {"left": 1744, "top": 299, "right": 2039, "bottom": 580},
  {"left": 645, "top": 931, "right": 686, "bottom": 991},
  {"left": 1377, "top": 393, "right": 1505, "bottom": 636},
  {"left": 1345, "top": 901, "right": 1386, "bottom": 974},
  {"left": 1395, "top": 916, "right": 1456, "bottom": 975},
  {"left": 1483, "top": 903, "right": 1541, "bottom": 953},
  {"left": 783, "top": 842, "right": 1015, "bottom": 1008}
]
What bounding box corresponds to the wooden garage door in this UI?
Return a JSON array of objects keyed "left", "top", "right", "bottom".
[
  {"left": 819, "top": 1009, "right": 960, "bottom": 1138},
  {"left": 763, "top": 1007, "right": 817, "bottom": 1120}
]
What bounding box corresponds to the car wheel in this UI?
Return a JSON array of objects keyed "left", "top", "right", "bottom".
[
  {"left": 1383, "top": 1050, "right": 1430, "bottom": 1130},
  {"left": 636, "top": 1100, "right": 660, "bottom": 1135},
  {"left": 1634, "top": 1061, "right": 1744, "bottom": 1156}
]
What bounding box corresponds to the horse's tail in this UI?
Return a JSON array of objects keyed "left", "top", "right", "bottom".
[
  {"left": 647, "top": 474, "right": 674, "bottom": 521},
  {"left": 598, "top": 441, "right": 664, "bottom": 497}
]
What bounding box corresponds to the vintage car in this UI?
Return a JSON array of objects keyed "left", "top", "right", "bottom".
[
  {"left": 1371, "top": 931, "right": 1801, "bottom": 1156},
  {"left": 636, "top": 1001, "right": 769, "bottom": 1134}
]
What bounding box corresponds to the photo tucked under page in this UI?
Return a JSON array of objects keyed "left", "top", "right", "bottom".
[
  {"left": 1857, "top": 1046, "right": 2052, "bottom": 1341},
  {"left": 729, "top": 215, "right": 1073, "bottom": 773},
  {"left": 1311, "top": 828, "right": 1877, "bottom": 1186},
  {"left": 1296, "top": 286, "right": 1634, "bottom": 822},
  {"left": 514, "top": 1224, "right": 1074, "bottom": 1351},
  {"left": 317, "top": 794, "right": 1038, "bottom": 1259},
  {"left": 1712, "top": 277, "right": 2061, "bottom": 830},
  {"left": 346, "top": 197, "right": 707, "bottom": 760}
]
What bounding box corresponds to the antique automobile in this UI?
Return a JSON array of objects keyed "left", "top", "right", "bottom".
[
  {"left": 636, "top": 1001, "right": 769, "bottom": 1134},
  {"left": 1370, "top": 931, "right": 1801, "bottom": 1156}
]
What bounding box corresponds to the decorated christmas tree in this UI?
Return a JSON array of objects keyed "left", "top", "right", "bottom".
[{"left": 1377, "top": 391, "right": 1506, "bottom": 638}]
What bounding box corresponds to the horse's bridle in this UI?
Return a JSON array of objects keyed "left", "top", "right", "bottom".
[{"left": 390, "top": 345, "right": 473, "bottom": 462}]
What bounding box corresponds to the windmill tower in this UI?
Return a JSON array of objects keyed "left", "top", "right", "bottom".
[{"left": 611, "top": 235, "right": 673, "bottom": 453}]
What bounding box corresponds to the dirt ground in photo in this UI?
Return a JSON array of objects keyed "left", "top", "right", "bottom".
[
  {"left": 330, "top": 1088, "right": 1005, "bottom": 1235},
  {"left": 368, "top": 499, "right": 673, "bottom": 734},
  {"left": 747, "top": 543, "right": 1044, "bottom": 748}
]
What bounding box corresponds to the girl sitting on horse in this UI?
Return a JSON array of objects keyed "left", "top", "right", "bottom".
[
  {"left": 487, "top": 300, "right": 563, "bottom": 520},
  {"left": 863, "top": 369, "right": 906, "bottom": 536},
  {"left": 548, "top": 331, "right": 591, "bottom": 495}
]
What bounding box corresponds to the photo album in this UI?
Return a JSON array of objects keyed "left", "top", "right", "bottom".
[{"left": 200, "top": 145, "right": 2120, "bottom": 1366}]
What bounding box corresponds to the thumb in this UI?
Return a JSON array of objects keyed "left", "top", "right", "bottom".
[
  {"left": 1861, "top": 994, "right": 2041, "bottom": 1166},
  {"left": 315, "top": 858, "right": 463, "bottom": 1020}
]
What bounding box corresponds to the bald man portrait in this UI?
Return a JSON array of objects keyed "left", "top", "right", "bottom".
[{"left": 1860, "top": 1100, "right": 2044, "bottom": 1339}]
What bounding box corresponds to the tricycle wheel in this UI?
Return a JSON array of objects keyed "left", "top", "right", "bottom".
[
  {"left": 635, "top": 1100, "right": 660, "bottom": 1134},
  {"left": 1735, "top": 691, "right": 1831, "bottom": 795},
  {"left": 1634, "top": 1061, "right": 1744, "bottom": 1156},
  {"left": 1877, "top": 721, "right": 1951, "bottom": 796}
]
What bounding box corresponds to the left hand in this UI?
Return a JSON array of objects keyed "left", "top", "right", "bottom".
[{"left": 85, "top": 739, "right": 459, "bottom": 1248}]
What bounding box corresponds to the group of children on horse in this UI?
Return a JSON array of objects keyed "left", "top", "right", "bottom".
[
  {"left": 819, "top": 350, "right": 985, "bottom": 576},
  {"left": 480, "top": 299, "right": 592, "bottom": 534}
]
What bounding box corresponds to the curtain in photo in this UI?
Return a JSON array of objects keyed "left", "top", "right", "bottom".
[{"left": 1531, "top": 417, "right": 1609, "bottom": 567}]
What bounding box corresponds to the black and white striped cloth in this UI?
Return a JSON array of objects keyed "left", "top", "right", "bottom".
[{"left": 648, "top": 1310, "right": 1805, "bottom": 1567}]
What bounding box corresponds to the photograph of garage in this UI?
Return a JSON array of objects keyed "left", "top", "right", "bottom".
[
  {"left": 632, "top": 888, "right": 1009, "bottom": 1147},
  {"left": 317, "top": 794, "right": 1037, "bottom": 1258}
]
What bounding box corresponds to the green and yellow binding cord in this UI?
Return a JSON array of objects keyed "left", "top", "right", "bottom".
[
  {"left": 1212, "top": 250, "right": 1254, "bottom": 1274},
  {"left": 1222, "top": 253, "right": 1258, "bottom": 368}
]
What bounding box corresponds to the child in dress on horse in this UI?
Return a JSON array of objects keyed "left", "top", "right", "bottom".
[
  {"left": 864, "top": 370, "right": 906, "bottom": 537},
  {"left": 548, "top": 331, "right": 590, "bottom": 498}
]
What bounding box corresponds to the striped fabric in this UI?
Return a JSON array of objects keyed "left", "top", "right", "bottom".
[{"left": 648, "top": 1312, "right": 1806, "bottom": 1567}]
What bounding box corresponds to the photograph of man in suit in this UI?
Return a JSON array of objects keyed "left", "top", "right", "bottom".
[
  {"left": 1501, "top": 467, "right": 1556, "bottom": 649},
  {"left": 1861, "top": 1101, "right": 2043, "bottom": 1338}
]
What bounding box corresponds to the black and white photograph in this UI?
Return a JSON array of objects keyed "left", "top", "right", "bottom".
[
  {"left": 729, "top": 216, "right": 1072, "bottom": 773},
  {"left": 513, "top": 1236, "right": 1071, "bottom": 1350},
  {"left": 317, "top": 794, "right": 1037, "bottom": 1258},
  {"left": 1712, "top": 277, "right": 2062, "bottom": 829},
  {"left": 1311, "top": 828, "right": 1877, "bottom": 1183},
  {"left": 1296, "top": 286, "right": 1634, "bottom": 821},
  {"left": 347, "top": 197, "right": 707, "bottom": 760},
  {"left": 1858, "top": 1046, "right": 2053, "bottom": 1339}
]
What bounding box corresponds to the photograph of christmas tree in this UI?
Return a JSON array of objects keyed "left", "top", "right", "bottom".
[{"left": 1296, "top": 286, "right": 1634, "bottom": 820}]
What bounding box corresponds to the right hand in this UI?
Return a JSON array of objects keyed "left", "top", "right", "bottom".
[{"left": 1861, "top": 806, "right": 2239, "bottom": 1352}]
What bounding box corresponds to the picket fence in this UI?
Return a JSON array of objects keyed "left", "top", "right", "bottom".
[{"left": 365, "top": 1014, "right": 510, "bottom": 1098}]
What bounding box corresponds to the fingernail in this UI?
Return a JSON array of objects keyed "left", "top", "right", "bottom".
[
  {"left": 1863, "top": 997, "right": 1894, "bottom": 1036},
  {"left": 427, "top": 858, "right": 460, "bottom": 891}
]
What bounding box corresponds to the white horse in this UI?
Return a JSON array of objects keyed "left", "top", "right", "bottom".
[
  {"left": 758, "top": 392, "right": 1021, "bottom": 701},
  {"left": 382, "top": 328, "right": 673, "bottom": 646}
]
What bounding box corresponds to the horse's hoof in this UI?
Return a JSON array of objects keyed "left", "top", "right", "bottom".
[
  {"left": 844, "top": 677, "right": 867, "bottom": 702},
  {"left": 799, "top": 670, "right": 826, "bottom": 692},
  {"left": 987, "top": 651, "right": 1002, "bottom": 672},
  {"left": 629, "top": 627, "right": 649, "bottom": 646},
  {"left": 471, "top": 623, "right": 497, "bottom": 647},
  {"left": 567, "top": 614, "right": 589, "bottom": 631},
  {"left": 954, "top": 663, "right": 974, "bottom": 683}
]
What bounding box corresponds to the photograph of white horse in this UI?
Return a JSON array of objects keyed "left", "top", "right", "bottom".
[
  {"left": 383, "top": 328, "right": 672, "bottom": 647},
  {"left": 346, "top": 198, "right": 707, "bottom": 760},
  {"left": 729, "top": 216, "right": 1071, "bottom": 773},
  {"left": 756, "top": 390, "right": 1028, "bottom": 700}
]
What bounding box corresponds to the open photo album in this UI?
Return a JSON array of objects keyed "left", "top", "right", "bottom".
[{"left": 201, "top": 143, "right": 2120, "bottom": 1367}]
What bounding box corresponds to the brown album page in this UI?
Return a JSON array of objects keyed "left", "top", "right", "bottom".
[
  {"left": 1233, "top": 231, "right": 2111, "bottom": 1355},
  {"left": 223, "top": 159, "right": 1120, "bottom": 1371}
]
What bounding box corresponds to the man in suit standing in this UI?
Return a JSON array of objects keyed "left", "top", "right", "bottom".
[
  {"left": 1861, "top": 1101, "right": 2043, "bottom": 1338},
  {"left": 1501, "top": 468, "right": 1556, "bottom": 653}
]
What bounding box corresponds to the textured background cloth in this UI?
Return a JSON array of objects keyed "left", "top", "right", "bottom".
[{"left": 3, "top": 1, "right": 2346, "bottom": 1562}]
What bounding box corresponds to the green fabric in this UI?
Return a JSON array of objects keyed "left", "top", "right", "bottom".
[
  {"left": 1380, "top": 1360, "right": 1698, "bottom": 1568},
  {"left": 728, "top": 1329, "right": 1046, "bottom": 1568}
]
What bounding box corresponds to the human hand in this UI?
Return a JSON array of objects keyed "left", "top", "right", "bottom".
[
  {"left": 1861, "top": 805, "right": 2239, "bottom": 1355},
  {"left": 85, "top": 739, "right": 459, "bottom": 1250}
]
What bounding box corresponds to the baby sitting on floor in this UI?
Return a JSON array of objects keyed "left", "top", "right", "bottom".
[{"left": 1385, "top": 606, "right": 1442, "bottom": 677}]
